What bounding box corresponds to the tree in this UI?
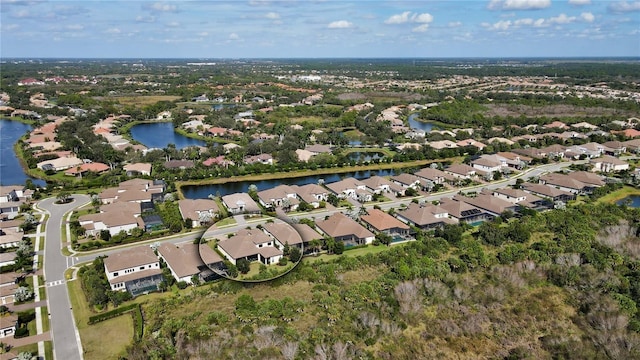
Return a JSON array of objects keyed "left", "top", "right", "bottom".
[
  {"left": 56, "top": 191, "right": 71, "bottom": 204},
  {"left": 99, "top": 230, "right": 111, "bottom": 241},
  {"left": 14, "top": 286, "right": 33, "bottom": 302},
  {"left": 237, "top": 259, "right": 251, "bottom": 274},
  {"left": 376, "top": 232, "right": 393, "bottom": 246},
  {"left": 289, "top": 246, "right": 302, "bottom": 262}
]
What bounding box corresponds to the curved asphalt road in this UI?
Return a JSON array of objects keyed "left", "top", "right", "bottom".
[{"left": 38, "top": 194, "right": 90, "bottom": 360}]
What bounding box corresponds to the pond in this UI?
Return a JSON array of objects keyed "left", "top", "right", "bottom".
[
  {"left": 181, "top": 169, "right": 400, "bottom": 199},
  {"left": 616, "top": 195, "right": 640, "bottom": 208},
  {"left": 0, "top": 119, "right": 46, "bottom": 187},
  {"left": 347, "top": 151, "right": 384, "bottom": 162},
  {"left": 130, "top": 122, "right": 207, "bottom": 149},
  {"left": 408, "top": 113, "right": 439, "bottom": 132}
]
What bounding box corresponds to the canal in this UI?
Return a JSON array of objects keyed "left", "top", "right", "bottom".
[
  {"left": 0, "top": 119, "right": 46, "bottom": 187},
  {"left": 181, "top": 169, "right": 401, "bottom": 199}
]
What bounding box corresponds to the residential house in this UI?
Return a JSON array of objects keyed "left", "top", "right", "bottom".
[
  {"left": 178, "top": 199, "right": 220, "bottom": 227},
  {"left": 601, "top": 141, "right": 627, "bottom": 156},
  {"left": 0, "top": 220, "right": 22, "bottom": 249},
  {"left": 64, "top": 162, "right": 110, "bottom": 177},
  {"left": 444, "top": 164, "right": 477, "bottom": 179},
  {"left": 98, "top": 179, "right": 165, "bottom": 205},
  {"left": 103, "top": 245, "right": 163, "bottom": 296},
  {"left": 520, "top": 182, "right": 576, "bottom": 203},
  {"left": 221, "top": 193, "right": 261, "bottom": 215},
  {"left": 37, "top": 155, "right": 83, "bottom": 171},
  {"left": 496, "top": 152, "right": 532, "bottom": 169},
  {"left": 390, "top": 173, "right": 426, "bottom": 191},
  {"left": 428, "top": 140, "right": 458, "bottom": 150},
  {"left": 157, "top": 243, "right": 223, "bottom": 284},
  {"left": 539, "top": 172, "right": 602, "bottom": 195},
  {"left": 202, "top": 156, "right": 234, "bottom": 168},
  {"left": 244, "top": 154, "right": 274, "bottom": 166},
  {"left": 257, "top": 185, "right": 299, "bottom": 211},
  {"left": 361, "top": 176, "right": 394, "bottom": 194},
  {"left": 123, "top": 163, "right": 152, "bottom": 176},
  {"left": 438, "top": 198, "right": 490, "bottom": 224},
  {"left": 0, "top": 313, "right": 18, "bottom": 338},
  {"left": 0, "top": 186, "right": 33, "bottom": 203},
  {"left": 491, "top": 188, "right": 548, "bottom": 210},
  {"left": 471, "top": 155, "right": 505, "bottom": 174},
  {"left": 414, "top": 167, "right": 456, "bottom": 185},
  {"left": 360, "top": 208, "right": 410, "bottom": 236},
  {"left": 590, "top": 155, "right": 630, "bottom": 173},
  {"left": 291, "top": 184, "right": 328, "bottom": 208},
  {"left": 262, "top": 222, "right": 305, "bottom": 249},
  {"left": 79, "top": 202, "right": 143, "bottom": 237},
  {"left": 316, "top": 212, "right": 375, "bottom": 246},
  {"left": 305, "top": 144, "right": 332, "bottom": 155},
  {"left": 217, "top": 228, "right": 283, "bottom": 265},
  {"left": 0, "top": 253, "right": 17, "bottom": 268},
  {"left": 623, "top": 139, "right": 640, "bottom": 154},
  {"left": 453, "top": 193, "right": 519, "bottom": 217},
  {"left": 325, "top": 177, "right": 372, "bottom": 202},
  {"left": 395, "top": 202, "right": 456, "bottom": 229},
  {"left": 456, "top": 139, "right": 487, "bottom": 151}
]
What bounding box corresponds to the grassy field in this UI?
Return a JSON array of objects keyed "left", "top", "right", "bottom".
[
  {"left": 68, "top": 279, "right": 134, "bottom": 360},
  {"left": 596, "top": 185, "right": 640, "bottom": 204},
  {"left": 112, "top": 95, "right": 182, "bottom": 107},
  {"left": 308, "top": 243, "right": 402, "bottom": 263}
]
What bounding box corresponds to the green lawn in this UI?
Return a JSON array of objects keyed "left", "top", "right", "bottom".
[
  {"left": 41, "top": 306, "right": 50, "bottom": 332},
  {"left": 214, "top": 217, "right": 237, "bottom": 228},
  {"left": 45, "top": 341, "right": 53, "bottom": 360},
  {"left": 596, "top": 185, "right": 640, "bottom": 204},
  {"left": 12, "top": 343, "right": 38, "bottom": 358},
  {"left": 308, "top": 243, "right": 404, "bottom": 263}
]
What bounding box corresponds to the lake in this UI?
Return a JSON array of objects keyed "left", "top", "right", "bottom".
[
  {"left": 616, "top": 195, "right": 640, "bottom": 208},
  {"left": 130, "top": 122, "right": 207, "bottom": 149},
  {"left": 181, "top": 169, "right": 400, "bottom": 199},
  {"left": 408, "top": 113, "right": 439, "bottom": 132},
  {"left": 0, "top": 119, "right": 46, "bottom": 187}
]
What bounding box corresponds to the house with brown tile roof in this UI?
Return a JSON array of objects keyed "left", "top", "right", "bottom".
[
  {"left": 217, "top": 228, "right": 283, "bottom": 265},
  {"left": 0, "top": 225, "right": 22, "bottom": 249},
  {"left": 222, "top": 193, "right": 261, "bottom": 215},
  {"left": 520, "top": 182, "right": 576, "bottom": 203},
  {"left": 291, "top": 184, "right": 328, "bottom": 208},
  {"left": 491, "top": 188, "right": 547, "bottom": 210},
  {"left": 316, "top": 212, "right": 375, "bottom": 246},
  {"left": 360, "top": 208, "right": 410, "bottom": 236},
  {"left": 396, "top": 202, "right": 456, "bottom": 229},
  {"left": 390, "top": 173, "right": 425, "bottom": 190},
  {"left": 257, "top": 185, "right": 299, "bottom": 211},
  {"left": 361, "top": 176, "right": 394, "bottom": 194},
  {"left": 262, "top": 222, "right": 304, "bottom": 248},
  {"left": 164, "top": 160, "right": 195, "bottom": 169},
  {"left": 566, "top": 171, "right": 605, "bottom": 187},
  {"left": 438, "top": 198, "right": 489, "bottom": 224},
  {"left": 64, "top": 162, "right": 110, "bottom": 177},
  {"left": 453, "top": 193, "right": 519, "bottom": 217},
  {"left": 325, "top": 177, "right": 372, "bottom": 202},
  {"left": 244, "top": 153, "right": 274, "bottom": 165},
  {"left": 456, "top": 139, "right": 487, "bottom": 150},
  {"left": 123, "top": 163, "right": 152, "bottom": 176},
  {"left": 589, "top": 155, "right": 630, "bottom": 173},
  {"left": 178, "top": 199, "right": 220, "bottom": 227},
  {"left": 79, "top": 202, "right": 143, "bottom": 237},
  {"left": 103, "top": 245, "right": 162, "bottom": 295},
  {"left": 157, "top": 243, "right": 223, "bottom": 284},
  {"left": 0, "top": 313, "right": 18, "bottom": 338},
  {"left": 471, "top": 155, "right": 505, "bottom": 174},
  {"left": 539, "top": 172, "right": 602, "bottom": 195},
  {"left": 99, "top": 178, "right": 165, "bottom": 204},
  {"left": 414, "top": 167, "right": 456, "bottom": 185},
  {"left": 601, "top": 141, "right": 627, "bottom": 156},
  {"left": 623, "top": 138, "right": 640, "bottom": 154},
  {"left": 444, "top": 164, "right": 477, "bottom": 179}
]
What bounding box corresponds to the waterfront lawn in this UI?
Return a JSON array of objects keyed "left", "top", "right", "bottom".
[
  {"left": 596, "top": 185, "right": 640, "bottom": 204},
  {"left": 308, "top": 243, "right": 402, "bottom": 263}
]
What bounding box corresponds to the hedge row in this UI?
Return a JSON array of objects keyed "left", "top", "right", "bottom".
[
  {"left": 88, "top": 303, "right": 139, "bottom": 325},
  {"left": 132, "top": 305, "right": 143, "bottom": 341}
]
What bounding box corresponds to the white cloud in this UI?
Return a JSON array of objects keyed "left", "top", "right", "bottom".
[
  {"left": 548, "top": 13, "right": 576, "bottom": 24},
  {"left": 384, "top": 11, "right": 434, "bottom": 25},
  {"left": 166, "top": 21, "right": 180, "bottom": 27},
  {"left": 483, "top": 20, "right": 512, "bottom": 30},
  {"left": 144, "top": 2, "right": 178, "bottom": 13},
  {"left": 580, "top": 12, "right": 595, "bottom": 22},
  {"left": 412, "top": 24, "right": 430, "bottom": 32},
  {"left": 608, "top": 1, "right": 640, "bottom": 13},
  {"left": 413, "top": 13, "right": 434, "bottom": 23},
  {"left": 65, "top": 24, "right": 84, "bottom": 30},
  {"left": 265, "top": 12, "right": 280, "bottom": 19},
  {"left": 229, "top": 33, "right": 239, "bottom": 40},
  {"left": 568, "top": 0, "right": 591, "bottom": 5},
  {"left": 488, "top": 0, "right": 551, "bottom": 10},
  {"left": 327, "top": 20, "right": 353, "bottom": 28},
  {"left": 515, "top": 18, "right": 534, "bottom": 25},
  {"left": 198, "top": 32, "right": 208, "bottom": 37},
  {"left": 105, "top": 28, "right": 121, "bottom": 34},
  {"left": 12, "top": 9, "right": 30, "bottom": 18},
  {"left": 385, "top": 11, "right": 412, "bottom": 24},
  {"left": 448, "top": 21, "right": 462, "bottom": 27},
  {"left": 249, "top": 0, "right": 270, "bottom": 6},
  {"left": 2, "top": 23, "right": 19, "bottom": 31},
  {"left": 136, "top": 15, "right": 156, "bottom": 23}
]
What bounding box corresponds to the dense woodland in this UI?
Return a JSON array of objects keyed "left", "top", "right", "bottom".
[{"left": 118, "top": 201, "right": 640, "bottom": 359}]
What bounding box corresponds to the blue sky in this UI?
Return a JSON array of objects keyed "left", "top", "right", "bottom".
[{"left": 1, "top": 0, "right": 639, "bottom": 58}]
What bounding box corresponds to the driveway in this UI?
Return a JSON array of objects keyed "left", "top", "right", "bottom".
[{"left": 38, "top": 194, "right": 90, "bottom": 360}]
